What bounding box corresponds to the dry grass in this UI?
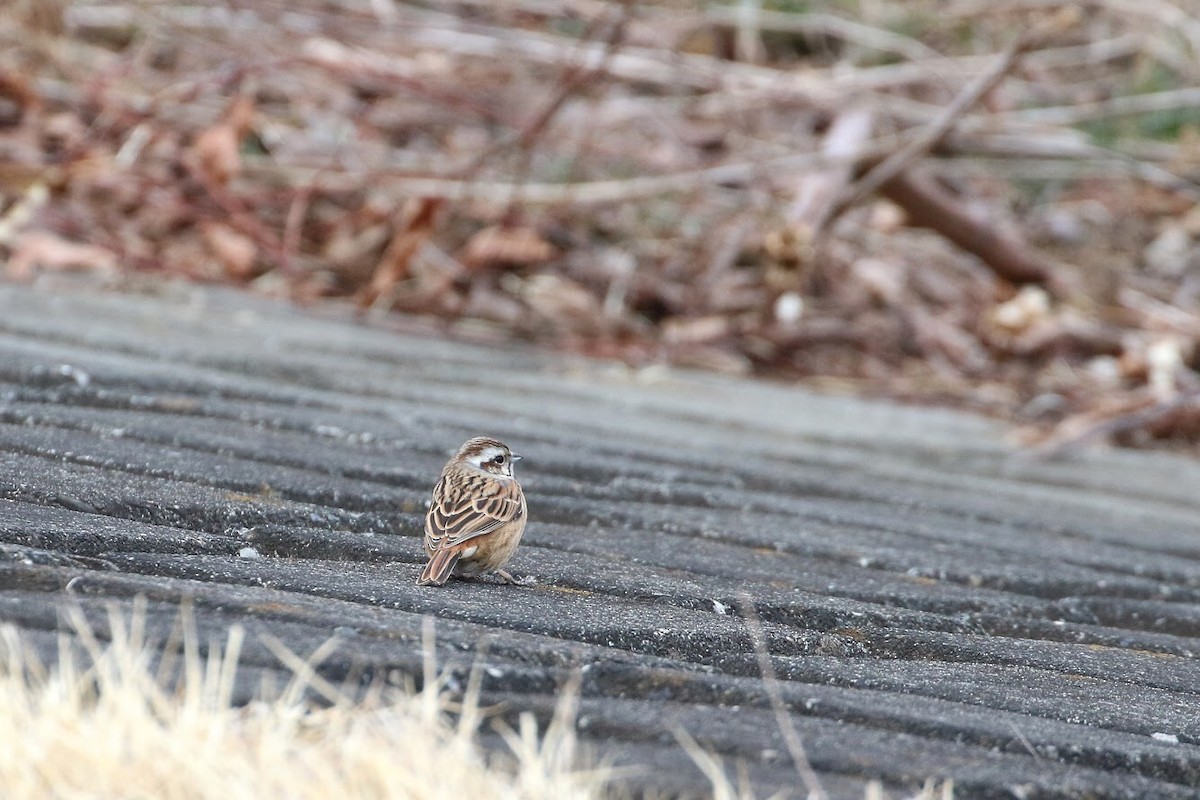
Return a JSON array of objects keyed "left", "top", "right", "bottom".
[
  {"left": 0, "top": 600, "right": 955, "bottom": 799},
  {"left": 0, "top": 602, "right": 605, "bottom": 800}
]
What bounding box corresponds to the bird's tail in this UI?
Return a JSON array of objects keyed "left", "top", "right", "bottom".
[{"left": 417, "top": 549, "right": 460, "bottom": 586}]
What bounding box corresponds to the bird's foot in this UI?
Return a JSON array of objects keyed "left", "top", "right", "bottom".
[{"left": 493, "top": 569, "right": 537, "bottom": 586}]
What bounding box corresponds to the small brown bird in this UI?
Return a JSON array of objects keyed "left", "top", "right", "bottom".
[{"left": 417, "top": 436, "right": 527, "bottom": 586}]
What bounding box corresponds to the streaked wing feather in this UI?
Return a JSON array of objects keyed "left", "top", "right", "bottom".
[{"left": 425, "top": 474, "right": 524, "bottom": 549}]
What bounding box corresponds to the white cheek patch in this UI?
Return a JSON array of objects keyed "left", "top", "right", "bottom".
[{"left": 470, "top": 449, "right": 506, "bottom": 471}]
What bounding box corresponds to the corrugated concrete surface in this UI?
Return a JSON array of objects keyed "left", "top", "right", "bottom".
[{"left": 1, "top": 281, "right": 1199, "bottom": 798}]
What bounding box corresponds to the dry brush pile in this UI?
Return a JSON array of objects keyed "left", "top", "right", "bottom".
[{"left": 2, "top": 0, "right": 1200, "bottom": 452}]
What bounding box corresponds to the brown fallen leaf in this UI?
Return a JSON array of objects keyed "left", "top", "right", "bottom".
[
  {"left": 185, "top": 96, "right": 255, "bottom": 186},
  {"left": 662, "top": 314, "right": 730, "bottom": 345},
  {"left": 460, "top": 282, "right": 524, "bottom": 325},
  {"left": 0, "top": 70, "right": 39, "bottom": 124},
  {"left": 850, "top": 257, "right": 908, "bottom": 307},
  {"left": 13, "top": 0, "right": 66, "bottom": 35},
  {"left": 202, "top": 221, "right": 259, "bottom": 280},
  {"left": 356, "top": 197, "right": 445, "bottom": 310},
  {"left": 460, "top": 225, "right": 556, "bottom": 271},
  {"left": 521, "top": 273, "right": 604, "bottom": 334},
  {"left": 669, "top": 343, "right": 752, "bottom": 375},
  {"left": 5, "top": 231, "right": 118, "bottom": 281}
]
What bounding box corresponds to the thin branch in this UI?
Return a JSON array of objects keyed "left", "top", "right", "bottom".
[
  {"left": 1035, "top": 391, "right": 1200, "bottom": 456},
  {"left": 244, "top": 132, "right": 911, "bottom": 205},
  {"left": 878, "top": 168, "right": 1053, "bottom": 285},
  {"left": 794, "top": 106, "right": 875, "bottom": 233},
  {"left": 943, "top": 133, "right": 1200, "bottom": 200},
  {"left": 987, "top": 86, "right": 1200, "bottom": 128},
  {"left": 707, "top": 7, "right": 943, "bottom": 62},
  {"left": 821, "top": 33, "right": 1035, "bottom": 229},
  {"left": 737, "top": 594, "right": 828, "bottom": 800}
]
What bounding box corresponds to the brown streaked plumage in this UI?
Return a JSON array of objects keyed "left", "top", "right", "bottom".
[{"left": 417, "top": 437, "right": 527, "bottom": 587}]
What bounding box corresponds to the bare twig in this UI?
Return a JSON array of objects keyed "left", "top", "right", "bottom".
[
  {"left": 1120, "top": 288, "right": 1200, "bottom": 338},
  {"left": 490, "top": 2, "right": 632, "bottom": 208},
  {"left": 428, "top": 0, "right": 943, "bottom": 62},
  {"left": 879, "top": 169, "right": 1054, "bottom": 285},
  {"left": 1008, "top": 721, "right": 1042, "bottom": 760},
  {"left": 737, "top": 594, "right": 828, "bottom": 800},
  {"left": 281, "top": 180, "right": 316, "bottom": 277},
  {"left": 1035, "top": 391, "right": 1200, "bottom": 455},
  {"left": 792, "top": 106, "right": 875, "bottom": 233},
  {"left": 733, "top": 0, "right": 765, "bottom": 64},
  {"left": 821, "top": 33, "right": 1036, "bottom": 229},
  {"left": 711, "top": 7, "right": 943, "bottom": 62},
  {"left": 989, "top": 86, "right": 1200, "bottom": 128},
  {"left": 943, "top": 133, "right": 1200, "bottom": 201},
  {"left": 948, "top": 0, "right": 1200, "bottom": 59},
  {"left": 243, "top": 132, "right": 912, "bottom": 205}
]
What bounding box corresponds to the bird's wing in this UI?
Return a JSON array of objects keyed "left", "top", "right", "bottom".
[{"left": 425, "top": 475, "right": 524, "bottom": 549}]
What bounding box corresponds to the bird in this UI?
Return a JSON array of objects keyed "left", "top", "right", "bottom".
[{"left": 417, "top": 436, "right": 528, "bottom": 586}]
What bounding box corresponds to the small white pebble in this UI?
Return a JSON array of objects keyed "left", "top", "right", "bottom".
[
  {"left": 58, "top": 364, "right": 91, "bottom": 387},
  {"left": 1147, "top": 336, "right": 1184, "bottom": 399},
  {"left": 1151, "top": 732, "right": 1179, "bottom": 744},
  {"left": 1086, "top": 356, "right": 1121, "bottom": 386},
  {"left": 993, "top": 285, "right": 1050, "bottom": 331},
  {"left": 238, "top": 547, "right": 261, "bottom": 559},
  {"left": 314, "top": 425, "right": 347, "bottom": 438},
  {"left": 773, "top": 291, "right": 804, "bottom": 325},
  {"left": 712, "top": 599, "right": 729, "bottom": 615}
]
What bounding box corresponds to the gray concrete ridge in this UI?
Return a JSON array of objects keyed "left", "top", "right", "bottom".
[{"left": 2, "top": 281, "right": 1200, "bottom": 798}]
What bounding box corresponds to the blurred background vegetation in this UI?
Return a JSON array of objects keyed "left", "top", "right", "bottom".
[{"left": 2, "top": 0, "right": 1200, "bottom": 452}]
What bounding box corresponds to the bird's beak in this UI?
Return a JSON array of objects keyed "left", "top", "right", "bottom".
[{"left": 511, "top": 453, "right": 523, "bottom": 462}]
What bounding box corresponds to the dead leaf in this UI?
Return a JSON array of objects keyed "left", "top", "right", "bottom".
[
  {"left": 670, "top": 343, "right": 752, "bottom": 375},
  {"left": 356, "top": 197, "right": 445, "bottom": 310},
  {"left": 521, "top": 273, "right": 603, "bottom": 332},
  {"left": 662, "top": 315, "right": 730, "bottom": 345},
  {"left": 186, "top": 96, "right": 255, "bottom": 186},
  {"left": 461, "top": 225, "right": 556, "bottom": 271},
  {"left": 188, "top": 125, "right": 239, "bottom": 185},
  {"left": 461, "top": 282, "right": 524, "bottom": 325},
  {"left": 5, "top": 231, "right": 117, "bottom": 280},
  {"left": 851, "top": 258, "right": 907, "bottom": 306},
  {"left": 202, "top": 222, "right": 258, "bottom": 280}
]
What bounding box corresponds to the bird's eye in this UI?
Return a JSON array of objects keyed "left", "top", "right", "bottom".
[{"left": 493, "top": 455, "right": 506, "bottom": 465}]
